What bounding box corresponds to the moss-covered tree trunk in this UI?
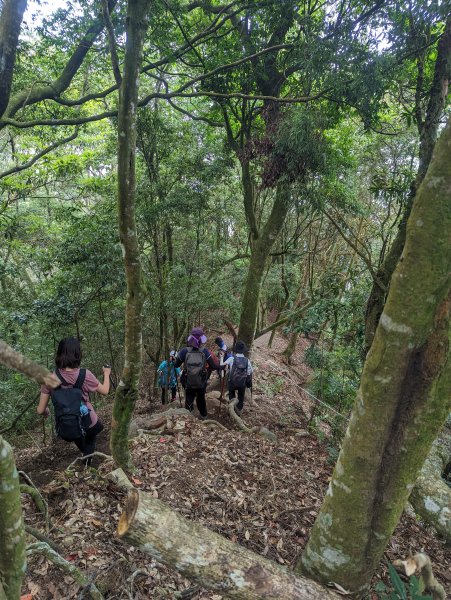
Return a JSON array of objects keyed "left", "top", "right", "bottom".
[
  {"left": 298, "top": 119, "right": 451, "bottom": 596},
  {"left": 0, "top": 436, "right": 26, "bottom": 600},
  {"left": 110, "top": 0, "right": 151, "bottom": 469},
  {"left": 364, "top": 17, "right": 451, "bottom": 353},
  {"left": 238, "top": 180, "right": 291, "bottom": 348}
]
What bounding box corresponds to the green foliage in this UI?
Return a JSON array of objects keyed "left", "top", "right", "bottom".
[
  {"left": 374, "top": 564, "right": 432, "bottom": 600},
  {"left": 259, "top": 375, "right": 285, "bottom": 398}
]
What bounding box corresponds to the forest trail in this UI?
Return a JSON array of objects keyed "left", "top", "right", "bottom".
[{"left": 15, "top": 332, "right": 451, "bottom": 599}]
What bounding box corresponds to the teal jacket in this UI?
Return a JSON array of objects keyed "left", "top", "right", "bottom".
[{"left": 158, "top": 360, "right": 180, "bottom": 388}]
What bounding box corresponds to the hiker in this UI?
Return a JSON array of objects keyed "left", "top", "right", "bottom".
[
  {"left": 175, "top": 327, "right": 224, "bottom": 419},
  {"left": 37, "top": 337, "right": 111, "bottom": 465},
  {"left": 215, "top": 336, "right": 230, "bottom": 357},
  {"left": 157, "top": 350, "right": 181, "bottom": 404},
  {"left": 220, "top": 340, "right": 253, "bottom": 416},
  {"left": 212, "top": 336, "right": 230, "bottom": 395}
]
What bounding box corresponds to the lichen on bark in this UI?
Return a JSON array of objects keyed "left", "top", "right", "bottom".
[
  {"left": 0, "top": 435, "right": 26, "bottom": 599},
  {"left": 298, "top": 118, "right": 451, "bottom": 595},
  {"left": 409, "top": 426, "right": 451, "bottom": 543},
  {"left": 110, "top": 0, "right": 151, "bottom": 469}
]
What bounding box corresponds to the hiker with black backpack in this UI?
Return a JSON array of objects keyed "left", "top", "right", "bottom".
[
  {"left": 175, "top": 327, "right": 224, "bottom": 419},
  {"left": 220, "top": 340, "right": 253, "bottom": 416},
  {"left": 37, "top": 337, "right": 111, "bottom": 465}
]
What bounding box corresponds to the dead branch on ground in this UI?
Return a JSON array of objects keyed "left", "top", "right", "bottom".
[{"left": 117, "top": 489, "right": 339, "bottom": 600}]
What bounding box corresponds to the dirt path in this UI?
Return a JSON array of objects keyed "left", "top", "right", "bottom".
[{"left": 14, "top": 332, "right": 451, "bottom": 599}]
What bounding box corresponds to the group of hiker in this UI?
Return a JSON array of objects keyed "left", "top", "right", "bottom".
[
  {"left": 158, "top": 327, "right": 253, "bottom": 418},
  {"left": 37, "top": 328, "right": 253, "bottom": 464}
]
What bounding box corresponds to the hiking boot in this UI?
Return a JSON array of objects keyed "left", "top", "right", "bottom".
[
  {"left": 234, "top": 408, "right": 242, "bottom": 417},
  {"left": 199, "top": 414, "right": 208, "bottom": 421}
]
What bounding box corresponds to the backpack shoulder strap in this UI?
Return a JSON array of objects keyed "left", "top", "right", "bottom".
[
  {"left": 55, "top": 368, "right": 68, "bottom": 386},
  {"left": 74, "top": 368, "right": 86, "bottom": 390}
]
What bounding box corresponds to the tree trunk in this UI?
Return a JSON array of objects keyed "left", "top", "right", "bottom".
[
  {"left": 110, "top": 0, "right": 150, "bottom": 469},
  {"left": 283, "top": 264, "right": 310, "bottom": 362},
  {"left": 299, "top": 119, "right": 451, "bottom": 596},
  {"left": 0, "top": 436, "right": 26, "bottom": 600},
  {"left": 0, "top": 0, "right": 27, "bottom": 119},
  {"left": 238, "top": 181, "right": 291, "bottom": 347},
  {"left": 364, "top": 18, "right": 451, "bottom": 354},
  {"left": 409, "top": 426, "right": 451, "bottom": 543},
  {"left": 118, "top": 489, "right": 339, "bottom": 600}
]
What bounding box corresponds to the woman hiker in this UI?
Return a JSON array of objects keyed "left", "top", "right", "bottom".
[{"left": 38, "top": 337, "right": 111, "bottom": 465}]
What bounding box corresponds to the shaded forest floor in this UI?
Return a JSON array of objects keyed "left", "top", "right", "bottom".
[{"left": 14, "top": 332, "right": 451, "bottom": 599}]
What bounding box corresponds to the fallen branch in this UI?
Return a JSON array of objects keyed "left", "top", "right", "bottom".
[
  {"left": 117, "top": 489, "right": 339, "bottom": 599},
  {"left": 27, "top": 542, "right": 104, "bottom": 600},
  {"left": 393, "top": 553, "right": 445, "bottom": 600},
  {"left": 0, "top": 340, "right": 60, "bottom": 388}
]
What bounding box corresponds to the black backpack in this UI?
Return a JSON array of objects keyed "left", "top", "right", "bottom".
[
  {"left": 51, "top": 369, "right": 91, "bottom": 441},
  {"left": 228, "top": 356, "right": 248, "bottom": 389},
  {"left": 184, "top": 349, "right": 207, "bottom": 389}
]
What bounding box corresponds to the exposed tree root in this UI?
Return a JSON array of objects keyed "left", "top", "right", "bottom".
[
  {"left": 201, "top": 419, "right": 228, "bottom": 430},
  {"left": 27, "top": 542, "right": 104, "bottom": 600},
  {"left": 20, "top": 484, "right": 47, "bottom": 517},
  {"left": 66, "top": 452, "right": 112, "bottom": 471},
  {"left": 24, "top": 525, "right": 62, "bottom": 554},
  {"left": 228, "top": 400, "right": 277, "bottom": 441},
  {"left": 151, "top": 407, "right": 192, "bottom": 420}
]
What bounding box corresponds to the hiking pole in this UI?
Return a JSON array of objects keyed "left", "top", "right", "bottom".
[
  {"left": 175, "top": 374, "right": 183, "bottom": 407},
  {"left": 217, "top": 370, "right": 226, "bottom": 418},
  {"left": 103, "top": 364, "right": 116, "bottom": 390}
]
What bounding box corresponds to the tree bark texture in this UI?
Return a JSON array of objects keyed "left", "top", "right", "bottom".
[
  {"left": 0, "top": 0, "right": 27, "bottom": 119},
  {"left": 409, "top": 427, "right": 451, "bottom": 543},
  {"left": 110, "top": 0, "right": 151, "bottom": 469},
  {"left": 118, "top": 489, "right": 339, "bottom": 600},
  {"left": 2, "top": 1, "right": 117, "bottom": 123},
  {"left": 364, "top": 18, "right": 451, "bottom": 354},
  {"left": 299, "top": 119, "right": 451, "bottom": 595},
  {"left": 238, "top": 181, "right": 291, "bottom": 347},
  {"left": 0, "top": 340, "right": 60, "bottom": 389},
  {"left": 0, "top": 436, "right": 26, "bottom": 600}
]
